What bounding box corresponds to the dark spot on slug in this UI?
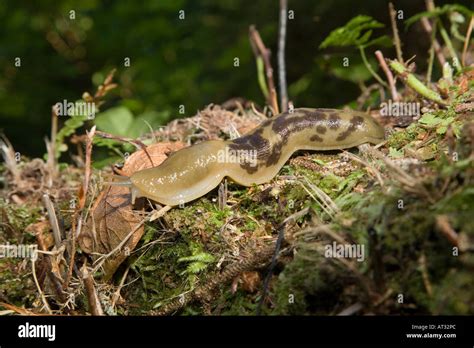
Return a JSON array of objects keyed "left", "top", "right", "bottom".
[
  {"left": 310, "top": 134, "right": 323, "bottom": 142},
  {"left": 229, "top": 126, "right": 270, "bottom": 173},
  {"left": 336, "top": 116, "right": 365, "bottom": 142},
  {"left": 316, "top": 125, "right": 326, "bottom": 134},
  {"left": 240, "top": 161, "right": 258, "bottom": 174},
  {"left": 232, "top": 109, "right": 344, "bottom": 169},
  {"left": 263, "top": 109, "right": 331, "bottom": 166},
  {"left": 328, "top": 113, "right": 341, "bottom": 130},
  {"left": 266, "top": 141, "right": 284, "bottom": 166}
]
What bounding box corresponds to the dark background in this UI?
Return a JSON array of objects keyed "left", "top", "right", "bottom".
[{"left": 1, "top": 0, "right": 472, "bottom": 157}]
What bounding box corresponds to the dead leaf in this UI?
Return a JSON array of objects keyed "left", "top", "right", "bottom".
[
  {"left": 240, "top": 271, "right": 261, "bottom": 293},
  {"left": 25, "top": 221, "right": 54, "bottom": 250},
  {"left": 78, "top": 142, "right": 185, "bottom": 280}
]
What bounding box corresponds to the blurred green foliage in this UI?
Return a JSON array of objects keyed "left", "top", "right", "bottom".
[{"left": 0, "top": 0, "right": 472, "bottom": 156}]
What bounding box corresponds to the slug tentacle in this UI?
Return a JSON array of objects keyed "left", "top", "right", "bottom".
[
  {"left": 126, "top": 108, "right": 385, "bottom": 206},
  {"left": 103, "top": 174, "right": 132, "bottom": 187}
]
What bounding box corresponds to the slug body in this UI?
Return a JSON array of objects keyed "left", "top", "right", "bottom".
[{"left": 129, "top": 108, "right": 384, "bottom": 206}]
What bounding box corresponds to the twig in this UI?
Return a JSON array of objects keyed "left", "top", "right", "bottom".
[
  {"left": 63, "top": 215, "right": 77, "bottom": 290},
  {"left": 79, "top": 126, "right": 96, "bottom": 210},
  {"left": 435, "top": 215, "right": 459, "bottom": 247},
  {"left": 149, "top": 205, "right": 172, "bottom": 222},
  {"left": 249, "top": 25, "right": 280, "bottom": 115},
  {"left": 462, "top": 16, "right": 474, "bottom": 67},
  {"left": 0, "top": 135, "right": 20, "bottom": 182},
  {"left": 375, "top": 50, "right": 399, "bottom": 101},
  {"left": 421, "top": 17, "right": 446, "bottom": 68},
  {"left": 111, "top": 267, "right": 130, "bottom": 308},
  {"left": 35, "top": 229, "right": 67, "bottom": 304},
  {"left": 418, "top": 253, "right": 433, "bottom": 297},
  {"left": 439, "top": 23, "right": 461, "bottom": 72},
  {"left": 388, "top": 3, "right": 404, "bottom": 64},
  {"left": 359, "top": 47, "right": 388, "bottom": 88},
  {"left": 426, "top": 19, "right": 438, "bottom": 83},
  {"left": 82, "top": 262, "right": 104, "bottom": 315},
  {"left": 278, "top": 0, "right": 288, "bottom": 112},
  {"left": 218, "top": 179, "right": 228, "bottom": 210},
  {"left": 45, "top": 105, "right": 59, "bottom": 181},
  {"left": 41, "top": 194, "right": 62, "bottom": 248},
  {"left": 31, "top": 259, "right": 53, "bottom": 314}
]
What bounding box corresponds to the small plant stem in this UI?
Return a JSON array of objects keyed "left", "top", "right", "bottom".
[
  {"left": 375, "top": 50, "right": 399, "bottom": 101},
  {"left": 389, "top": 60, "right": 447, "bottom": 105},
  {"left": 388, "top": 2, "right": 404, "bottom": 64},
  {"left": 256, "top": 57, "right": 269, "bottom": 98},
  {"left": 278, "top": 0, "right": 288, "bottom": 112},
  {"left": 426, "top": 20, "right": 438, "bottom": 83},
  {"left": 462, "top": 16, "right": 474, "bottom": 67},
  {"left": 359, "top": 46, "right": 388, "bottom": 88},
  {"left": 438, "top": 21, "right": 461, "bottom": 72}
]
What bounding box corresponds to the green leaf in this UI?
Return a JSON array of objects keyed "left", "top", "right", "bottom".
[
  {"left": 418, "top": 113, "right": 441, "bottom": 126},
  {"left": 178, "top": 252, "right": 215, "bottom": 263},
  {"left": 389, "top": 147, "right": 404, "bottom": 159},
  {"left": 94, "top": 106, "right": 134, "bottom": 136},
  {"left": 361, "top": 35, "right": 393, "bottom": 49},
  {"left": 405, "top": 4, "right": 474, "bottom": 28},
  {"left": 319, "top": 15, "right": 385, "bottom": 49}
]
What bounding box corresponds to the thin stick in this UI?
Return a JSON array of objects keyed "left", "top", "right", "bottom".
[
  {"left": 41, "top": 194, "right": 62, "bottom": 248},
  {"left": 31, "top": 259, "right": 53, "bottom": 314},
  {"left": 82, "top": 263, "right": 104, "bottom": 315},
  {"left": 462, "top": 16, "right": 474, "bottom": 67},
  {"left": 359, "top": 47, "right": 388, "bottom": 88},
  {"left": 435, "top": 215, "right": 459, "bottom": 247},
  {"left": 111, "top": 267, "right": 130, "bottom": 308},
  {"left": 63, "top": 216, "right": 77, "bottom": 290},
  {"left": 78, "top": 126, "right": 95, "bottom": 210},
  {"left": 278, "top": 0, "right": 288, "bottom": 112},
  {"left": 421, "top": 17, "right": 446, "bottom": 68},
  {"left": 426, "top": 19, "right": 438, "bottom": 83},
  {"left": 388, "top": 2, "right": 404, "bottom": 64},
  {"left": 249, "top": 25, "right": 280, "bottom": 115},
  {"left": 419, "top": 253, "right": 433, "bottom": 297},
  {"left": 375, "top": 50, "right": 399, "bottom": 101}
]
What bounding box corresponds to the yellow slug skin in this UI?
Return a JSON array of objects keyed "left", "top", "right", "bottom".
[{"left": 130, "top": 108, "right": 385, "bottom": 206}]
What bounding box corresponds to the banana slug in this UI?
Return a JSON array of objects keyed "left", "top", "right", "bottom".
[{"left": 116, "top": 108, "right": 384, "bottom": 206}]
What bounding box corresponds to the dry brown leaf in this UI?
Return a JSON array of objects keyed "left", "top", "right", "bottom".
[
  {"left": 78, "top": 142, "right": 185, "bottom": 280},
  {"left": 240, "top": 271, "right": 261, "bottom": 293},
  {"left": 25, "top": 220, "right": 54, "bottom": 250}
]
